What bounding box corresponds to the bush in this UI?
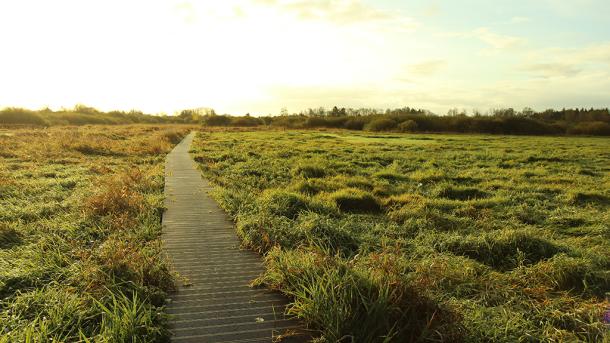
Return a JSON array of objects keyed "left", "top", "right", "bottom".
[
  {"left": 230, "top": 116, "right": 262, "bottom": 127},
  {"left": 568, "top": 121, "right": 610, "bottom": 135},
  {"left": 343, "top": 118, "right": 366, "bottom": 130},
  {"left": 303, "top": 117, "right": 329, "bottom": 128},
  {"left": 203, "top": 115, "right": 231, "bottom": 126},
  {"left": 398, "top": 120, "right": 418, "bottom": 132},
  {"left": 364, "top": 118, "right": 397, "bottom": 132},
  {"left": 0, "top": 108, "right": 48, "bottom": 126}
]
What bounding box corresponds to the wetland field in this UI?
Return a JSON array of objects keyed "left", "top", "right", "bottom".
[
  {"left": 0, "top": 126, "right": 608, "bottom": 342},
  {"left": 0, "top": 126, "right": 190, "bottom": 342},
  {"left": 191, "top": 130, "right": 610, "bottom": 342}
]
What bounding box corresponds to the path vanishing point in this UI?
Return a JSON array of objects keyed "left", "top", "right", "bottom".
[{"left": 162, "top": 132, "right": 307, "bottom": 343}]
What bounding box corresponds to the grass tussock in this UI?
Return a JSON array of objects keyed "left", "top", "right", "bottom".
[
  {"left": 0, "top": 125, "right": 190, "bottom": 341},
  {"left": 328, "top": 188, "right": 382, "bottom": 214},
  {"left": 292, "top": 162, "right": 328, "bottom": 178},
  {"left": 192, "top": 129, "right": 609, "bottom": 342},
  {"left": 257, "top": 247, "right": 463, "bottom": 342}
]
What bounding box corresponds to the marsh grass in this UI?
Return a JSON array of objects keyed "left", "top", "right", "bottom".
[
  {"left": 0, "top": 125, "right": 190, "bottom": 341},
  {"left": 192, "top": 130, "right": 610, "bottom": 342}
]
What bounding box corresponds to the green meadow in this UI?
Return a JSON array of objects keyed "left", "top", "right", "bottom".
[{"left": 191, "top": 130, "right": 610, "bottom": 342}]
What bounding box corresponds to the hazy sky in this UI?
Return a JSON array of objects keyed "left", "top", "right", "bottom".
[{"left": 1, "top": 0, "right": 609, "bottom": 115}]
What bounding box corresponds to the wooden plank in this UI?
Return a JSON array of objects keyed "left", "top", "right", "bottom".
[{"left": 162, "top": 132, "right": 309, "bottom": 342}]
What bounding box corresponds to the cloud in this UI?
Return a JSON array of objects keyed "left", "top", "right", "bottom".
[
  {"left": 473, "top": 27, "right": 525, "bottom": 49},
  {"left": 520, "top": 42, "right": 610, "bottom": 79},
  {"left": 520, "top": 63, "right": 582, "bottom": 78},
  {"left": 252, "top": 0, "right": 417, "bottom": 30},
  {"left": 438, "top": 27, "right": 526, "bottom": 50},
  {"left": 574, "top": 43, "right": 610, "bottom": 63},
  {"left": 407, "top": 60, "right": 446, "bottom": 77}
]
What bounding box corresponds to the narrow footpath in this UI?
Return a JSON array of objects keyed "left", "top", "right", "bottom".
[{"left": 162, "top": 132, "right": 306, "bottom": 343}]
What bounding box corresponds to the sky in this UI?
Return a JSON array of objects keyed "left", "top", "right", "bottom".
[{"left": 1, "top": 0, "right": 609, "bottom": 115}]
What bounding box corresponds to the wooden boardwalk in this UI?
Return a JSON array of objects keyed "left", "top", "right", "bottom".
[{"left": 163, "top": 132, "right": 306, "bottom": 343}]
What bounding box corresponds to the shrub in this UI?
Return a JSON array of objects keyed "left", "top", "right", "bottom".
[
  {"left": 203, "top": 115, "right": 231, "bottom": 126},
  {"left": 0, "top": 108, "right": 48, "bottom": 126},
  {"left": 343, "top": 118, "right": 366, "bottom": 130},
  {"left": 303, "top": 117, "right": 329, "bottom": 128},
  {"left": 398, "top": 120, "right": 418, "bottom": 132},
  {"left": 567, "top": 121, "right": 610, "bottom": 135},
  {"left": 328, "top": 188, "right": 382, "bottom": 213},
  {"left": 230, "top": 116, "right": 262, "bottom": 127},
  {"left": 364, "top": 118, "right": 397, "bottom": 132}
]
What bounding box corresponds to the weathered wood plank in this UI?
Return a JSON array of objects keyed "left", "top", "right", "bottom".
[{"left": 163, "top": 132, "right": 308, "bottom": 342}]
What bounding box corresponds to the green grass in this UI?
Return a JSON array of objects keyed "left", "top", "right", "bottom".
[
  {"left": 0, "top": 125, "right": 191, "bottom": 342},
  {"left": 191, "top": 129, "right": 610, "bottom": 342}
]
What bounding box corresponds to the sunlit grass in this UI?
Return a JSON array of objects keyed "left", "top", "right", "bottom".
[
  {"left": 191, "top": 129, "right": 609, "bottom": 342},
  {"left": 0, "top": 125, "right": 191, "bottom": 341}
]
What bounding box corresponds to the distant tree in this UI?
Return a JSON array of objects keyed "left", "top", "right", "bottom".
[
  {"left": 521, "top": 107, "right": 535, "bottom": 116},
  {"left": 73, "top": 104, "right": 100, "bottom": 114},
  {"left": 447, "top": 108, "right": 459, "bottom": 116}
]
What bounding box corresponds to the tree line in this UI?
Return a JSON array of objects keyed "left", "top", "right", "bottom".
[
  {"left": 195, "top": 106, "right": 610, "bottom": 136},
  {"left": 2, "top": 105, "right": 609, "bottom": 136}
]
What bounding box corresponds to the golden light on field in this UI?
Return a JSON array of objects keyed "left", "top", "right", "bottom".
[{"left": 1, "top": 0, "right": 609, "bottom": 114}]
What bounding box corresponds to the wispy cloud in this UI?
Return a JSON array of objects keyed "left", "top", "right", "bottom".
[
  {"left": 252, "top": 0, "right": 417, "bottom": 30},
  {"left": 520, "top": 62, "right": 582, "bottom": 78},
  {"left": 473, "top": 27, "right": 525, "bottom": 49},
  {"left": 521, "top": 42, "right": 610, "bottom": 77},
  {"left": 438, "top": 27, "right": 526, "bottom": 50},
  {"left": 407, "top": 60, "right": 447, "bottom": 77}
]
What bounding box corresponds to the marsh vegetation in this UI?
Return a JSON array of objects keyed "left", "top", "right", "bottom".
[
  {"left": 191, "top": 130, "right": 609, "bottom": 342},
  {"left": 0, "top": 125, "right": 190, "bottom": 341}
]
